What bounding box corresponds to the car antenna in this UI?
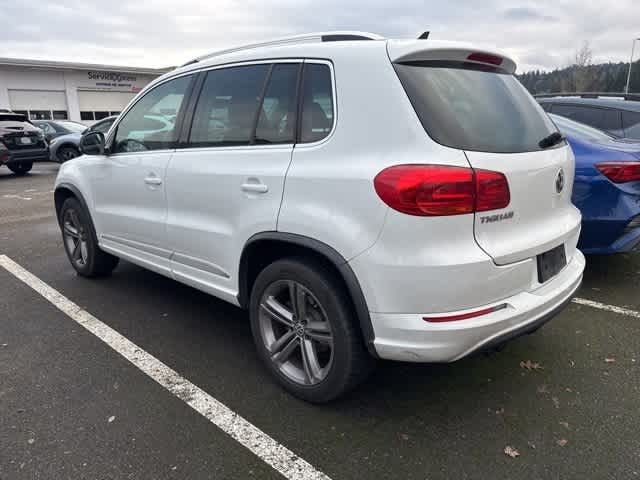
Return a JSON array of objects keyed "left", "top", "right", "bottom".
[{"left": 418, "top": 31, "right": 430, "bottom": 40}]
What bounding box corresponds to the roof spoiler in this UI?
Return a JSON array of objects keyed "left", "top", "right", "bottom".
[{"left": 387, "top": 41, "right": 517, "bottom": 74}]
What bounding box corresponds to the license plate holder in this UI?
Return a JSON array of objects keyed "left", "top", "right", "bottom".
[{"left": 537, "top": 244, "right": 567, "bottom": 283}]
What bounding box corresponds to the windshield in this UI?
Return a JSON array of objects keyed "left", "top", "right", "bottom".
[
  {"left": 57, "top": 121, "right": 87, "bottom": 133},
  {"left": 548, "top": 113, "right": 614, "bottom": 142},
  {"left": 394, "top": 63, "right": 559, "bottom": 153}
]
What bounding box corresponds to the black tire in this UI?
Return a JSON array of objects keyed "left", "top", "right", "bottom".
[
  {"left": 57, "top": 146, "right": 80, "bottom": 163},
  {"left": 249, "top": 257, "right": 374, "bottom": 403},
  {"left": 8, "top": 162, "right": 33, "bottom": 175},
  {"left": 59, "top": 197, "right": 119, "bottom": 277}
]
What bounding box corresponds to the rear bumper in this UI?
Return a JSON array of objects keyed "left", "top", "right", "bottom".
[
  {"left": 371, "top": 250, "right": 585, "bottom": 363},
  {"left": 3, "top": 148, "right": 50, "bottom": 165}
]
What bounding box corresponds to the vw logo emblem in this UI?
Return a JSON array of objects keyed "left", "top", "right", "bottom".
[{"left": 555, "top": 169, "right": 565, "bottom": 194}]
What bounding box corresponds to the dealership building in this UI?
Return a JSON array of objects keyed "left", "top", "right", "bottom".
[{"left": 0, "top": 58, "right": 172, "bottom": 124}]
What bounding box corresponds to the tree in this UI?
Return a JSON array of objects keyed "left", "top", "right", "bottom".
[{"left": 573, "top": 41, "right": 594, "bottom": 92}]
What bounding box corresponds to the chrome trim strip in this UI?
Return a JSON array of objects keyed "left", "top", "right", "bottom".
[
  {"left": 171, "top": 252, "right": 230, "bottom": 279},
  {"left": 101, "top": 234, "right": 172, "bottom": 259}
]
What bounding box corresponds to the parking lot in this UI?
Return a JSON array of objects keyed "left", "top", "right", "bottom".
[{"left": 0, "top": 163, "right": 638, "bottom": 479}]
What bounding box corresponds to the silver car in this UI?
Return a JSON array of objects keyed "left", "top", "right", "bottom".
[{"left": 34, "top": 117, "right": 117, "bottom": 162}]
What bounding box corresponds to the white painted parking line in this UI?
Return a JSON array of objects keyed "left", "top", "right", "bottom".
[
  {"left": 0, "top": 255, "right": 331, "bottom": 480},
  {"left": 572, "top": 297, "right": 640, "bottom": 318}
]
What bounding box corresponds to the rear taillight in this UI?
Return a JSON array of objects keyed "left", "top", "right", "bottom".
[
  {"left": 374, "top": 164, "right": 510, "bottom": 216},
  {"left": 595, "top": 162, "right": 640, "bottom": 183}
]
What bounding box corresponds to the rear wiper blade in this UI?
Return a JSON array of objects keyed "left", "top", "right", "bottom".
[{"left": 539, "top": 131, "right": 565, "bottom": 149}]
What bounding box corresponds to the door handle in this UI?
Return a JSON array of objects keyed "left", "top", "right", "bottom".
[
  {"left": 241, "top": 182, "right": 268, "bottom": 194},
  {"left": 144, "top": 176, "right": 163, "bottom": 186}
]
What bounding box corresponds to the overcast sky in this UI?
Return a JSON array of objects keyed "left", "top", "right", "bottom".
[{"left": 1, "top": 0, "right": 638, "bottom": 73}]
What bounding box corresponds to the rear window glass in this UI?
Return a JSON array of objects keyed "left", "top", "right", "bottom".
[
  {"left": 394, "top": 63, "right": 559, "bottom": 153},
  {"left": 552, "top": 104, "right": 621, "bottom": 132},
  {"left": 549, "top": 113, "right": 614, "bottom": 142}
]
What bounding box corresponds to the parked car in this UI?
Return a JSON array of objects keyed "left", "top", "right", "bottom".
[
  {"left": 0, "top": 112, "right": 48, "bottom": 175},
  {"left": 538, "top": 94, "right": 640, "bottom": 140},
  {"left": 549, "top": 113, "right": 640, "bottom": 253},
  {"left": 35, "top": 116, "right": 117, "bottom": 162},
  {"left": 54, "top": 32, "right": 585, "bottom": 402}
]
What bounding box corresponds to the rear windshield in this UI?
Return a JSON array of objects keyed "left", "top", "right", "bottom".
[
  {"left": 0, "top": 114, "right": 28, "bottom": 124},
  {"left": 395, "top": 63, "right": 559, "bottom": 154}
]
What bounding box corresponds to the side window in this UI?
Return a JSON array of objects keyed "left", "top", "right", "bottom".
[
  {"left": 189, "top": 65, "right": 269, "bottom": 147},
  {"left": 299, "top": 63, "right": 334, "bottom": 143},
  {"left": 40, "top": 122, "right": 56, "bottom": 135},
  {"left": 92, "top": 118, "right": 114, "bottom": 134},
  {"left": 255, "top": 64, "right": 300, "bottom": 144},
  {"left": 622, "top": 111, "right": 640, "bottom": 138},
  {"left": 552, "top": 104, "right": 620, "bottom": 133},
  {"left": 114, "top": 75, "right": 191, "bottom": 153}
]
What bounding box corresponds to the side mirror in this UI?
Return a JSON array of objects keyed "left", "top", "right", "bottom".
[{"left": 79, "top": 131, "right": 105, "bottom": 155}]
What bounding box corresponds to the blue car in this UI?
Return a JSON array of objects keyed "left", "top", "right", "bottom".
[{"left": 550, "top": 113, "right": 640, "bottom": 254}]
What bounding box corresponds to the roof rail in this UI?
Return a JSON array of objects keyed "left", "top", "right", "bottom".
[
  {"left": 535, "top": 92, "right": 640, "bottom": 102},
  {"left": 181, "top": 31, "right": 384, "bottom": 67}
]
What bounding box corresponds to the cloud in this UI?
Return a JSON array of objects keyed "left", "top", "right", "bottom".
[
  {"left": 0, "top": 0, "right": 637, "bottom": 73},
  {"left": 503, "top": 6, "right": 556, "bottom": 22}
]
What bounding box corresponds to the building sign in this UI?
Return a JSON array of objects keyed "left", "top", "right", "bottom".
[{"left": 87, "top": 71, "right": 138, "bottom": 90}]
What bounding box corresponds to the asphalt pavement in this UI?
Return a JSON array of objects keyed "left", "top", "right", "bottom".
[{"left": 1, "top": 163, "right": 639, "bottom": 479}]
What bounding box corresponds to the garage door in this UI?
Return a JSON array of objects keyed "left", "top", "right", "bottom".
[
  {"left": 78, "top": 91, "right": 135, "bottom": 122},
  {"left": 8, "top": 90, "right": 68, "bottom": 120}
]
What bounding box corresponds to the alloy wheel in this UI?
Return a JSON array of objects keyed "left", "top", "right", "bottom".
[
  {"left": 258, "top": 280, "right": 334, "bottom": 386},
  {"left": 62, "top": 208, "right": 88, "bottom": 268}
]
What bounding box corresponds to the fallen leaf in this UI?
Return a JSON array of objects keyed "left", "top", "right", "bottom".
[
  {"left": 527, "top": 441, "right": 536, "bottom": 449},
  {"left": 559, "top": 421, "right": 569, "bottom": 429},
  {"left": 504, "top": 446, "right": 520, "bottom": 458},
  {"left": 552, "top": 396, "right": 560, "bottom": 409},
  {"left": 27, "top": 438, "right": 34, "bottom": 445},
  {"left": 108, "top": 416, "right": 115, "bottom": 423},
  {"left": 537, "top": 384, "right": 549, "bottom": 394},
  {"left": 605, "top": 358, "right": 616, "bottom": 363},
  {"left": 398, "top": 433, "right": 410, "bottom": 441},
  {"left": 520, "top": 360, "right": 543, "bottom": 370},
  {"left": 495, "top": 407, "right": 505, "bottom": 415},
  {"left": 565, "top": 388, "right": 573, "bottom": 393},
  {"left": 556, "top": 439, "right": 568, "bottom": 447}
]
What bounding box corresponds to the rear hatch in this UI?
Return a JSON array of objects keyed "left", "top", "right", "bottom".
[
  {"left": 0, "top": 116, "right": 47, "bottom": 151},
  {"left": 390, "top": 41, "right": 580, "bottom": 266}
]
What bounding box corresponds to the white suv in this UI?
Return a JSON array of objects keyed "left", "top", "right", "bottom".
[{"left": 54, "top": 32, "right": 585, "bottom": 402}]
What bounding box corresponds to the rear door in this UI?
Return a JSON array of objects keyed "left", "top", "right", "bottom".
[
  {"left": 392, "top": 51, "right": 581, "bottom": 266},
  {"left": 165, "top": 61, "right": 301, "bottom": 302}
]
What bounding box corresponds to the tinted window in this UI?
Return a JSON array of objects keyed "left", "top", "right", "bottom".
[
  {"left": 92, "top": 118, "right": 115, "bottom": 134},
  {"left": 622, "top": 111, "right": 640, "bottom": 139},
  {"left": 395, "top": 64, "right": 558, "bottom": 153},
  {"left": 255, "top": 64, "right": 299, "bottom": 144},
  {"left": 549, "top": 113, "right": 614, "bottom": 142},
  {"left": 300, "top": 63, "right": 334, "bottom": 143},
  {"left": 552, "top": 104, "right": 621, "bottom": 132},
  {"left": 114, "top": 75, "right": 191, "bottom": 153},
  {"left": 190, "top": 65, "right": 269, "bottom": 147},
  {"left": 80, "top": 111, "right": 94, "bottom": 121}
]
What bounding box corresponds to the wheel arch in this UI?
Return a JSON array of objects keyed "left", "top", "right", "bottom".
[
  {"left": 54, "top": 183, "right": 95, "bottom": 233},
  {"left": 238, "top": 232, "right": 378, "bottom": 357},
  {"left": 54, "top": 143, "right": 80, "bottom": 161}
]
